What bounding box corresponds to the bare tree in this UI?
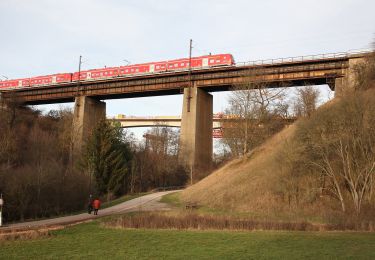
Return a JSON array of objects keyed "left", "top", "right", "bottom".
[
  {"left": 293, "top": 85, "right": 320, "bottom": 118},
  {"left": 297, "top": 90, "right": 375, "bottom": 215},
  {"left": 221, "top": 67, "right": 287, "bottom": 156},
  {"left": 131, "top": 126, "right": 187, "bottom": 191}
]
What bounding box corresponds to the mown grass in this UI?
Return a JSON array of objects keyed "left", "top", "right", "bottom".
[
  {"left": 1, "top": 221, "right": 375, "bottom": 259},
  {"left": 159, "top": 192, "right": 182, "bottom": 207}
]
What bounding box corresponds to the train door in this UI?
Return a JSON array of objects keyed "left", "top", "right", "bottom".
[
  {"left": 202, "top": 58, "right": 209, "bottom": 67},
  {"left": 87, "top": 72, "right": 91, "bottom": 79},
  {"left": 150, "top": 64, "right": 155, "bottom": 73},
  {"left": 52, "top": 76, "right": 57, "bottom": 84}
]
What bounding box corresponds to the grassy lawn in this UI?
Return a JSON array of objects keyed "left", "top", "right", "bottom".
[{"left": 1, "top": 221, "right": 375, "bottom": 259}]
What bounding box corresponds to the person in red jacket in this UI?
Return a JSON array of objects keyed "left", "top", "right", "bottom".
[{"left": 92, "top": 198, "right": 101, "bottom": 215}]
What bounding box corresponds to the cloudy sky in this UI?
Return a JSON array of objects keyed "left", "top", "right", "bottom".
[{"left": 0, "top": 0, "right": 374, "bottom": 134}]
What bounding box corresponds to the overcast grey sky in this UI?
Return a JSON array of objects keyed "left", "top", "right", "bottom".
[{"left": 0, "top": 0, "right": 374, "bottom": 120}]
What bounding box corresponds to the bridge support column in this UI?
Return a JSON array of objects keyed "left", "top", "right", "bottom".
[
  {"left": 0, "top": 93, "right": 4, "bottom": 111},
  {"left": 179, "top": 86, "right": 213, "bottom": 178},
  {"left": 335, "top": 57, "right": 365, "bottom": 97},
  {"left": 72, "top": 96, "right": 106, "bottom": 158}
]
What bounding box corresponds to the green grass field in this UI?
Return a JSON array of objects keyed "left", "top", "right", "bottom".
[{"left": 1, "top": 221, "right": 375, "bottom": 259}]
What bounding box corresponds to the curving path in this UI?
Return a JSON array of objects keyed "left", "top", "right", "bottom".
[{"left": 2, "top": 190, "right": 179, "bottom": 230}]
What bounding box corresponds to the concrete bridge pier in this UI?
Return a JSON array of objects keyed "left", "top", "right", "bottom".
[
  {"left": 334, "top": 56, "right": 365, "bottom": 97},
  {"left": 179, "top": 86, "right": 213, "bottom": 177},
  {"left": 72, "top": 96, "right": 106, "bottom": 158},
  {"left": 0, "top": 93, "right": 4, "bottom": 110}
]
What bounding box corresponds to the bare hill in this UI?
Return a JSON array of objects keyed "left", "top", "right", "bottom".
[{"left": 181, "top": 124, "right": 297, "bottom": 214}]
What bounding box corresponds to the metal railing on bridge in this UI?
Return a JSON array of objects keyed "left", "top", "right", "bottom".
[{"left": 235, "top": 49, "right": 371, "bottom": 67}]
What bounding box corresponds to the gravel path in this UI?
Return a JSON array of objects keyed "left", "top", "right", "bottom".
[{"left": 1, "top": 190, "right": 179, "bottom": 230}]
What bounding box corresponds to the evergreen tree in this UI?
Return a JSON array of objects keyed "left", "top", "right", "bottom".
[{"left": 83, "top": 120, "right": 132, "bottom": 200}]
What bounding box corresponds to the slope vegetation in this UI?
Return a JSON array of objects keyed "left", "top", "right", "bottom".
[
  {"left": 182, "top": 89, "right": 375, "bottom": 221},
  {"left": 182, "top": 124, "right": 297, "bottom": 215}
]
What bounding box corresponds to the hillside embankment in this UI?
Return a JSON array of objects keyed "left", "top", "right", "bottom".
[
  {"left": 182, "top": 88, "right": 375, "bottom": 223},
  {"left": 182, "top": 123, "right": 299, "bottom": 218}
]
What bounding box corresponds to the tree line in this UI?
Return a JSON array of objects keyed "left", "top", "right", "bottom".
[
  {"left": 0, "top": 103, "right": 187, "bottom": 222},
  {"left": 0, "top": 105, "right": 89, "bottom": 221}
]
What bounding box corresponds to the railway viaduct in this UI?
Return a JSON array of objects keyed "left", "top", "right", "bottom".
[{"left": 0, "top": 51, "right": 368, "bottom": 173}]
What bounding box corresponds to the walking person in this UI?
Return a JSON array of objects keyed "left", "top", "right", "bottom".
[
  {"left": 93, "top": 198, "right": 101, "bottom": 215},
  {"left": 87, "top": 195, "right": 93, "bottom": 214}
]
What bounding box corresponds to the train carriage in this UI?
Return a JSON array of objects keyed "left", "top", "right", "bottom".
[
  {"left": 119, "top": 64, "right": 150, "bottom": 76},
  {"left": 55, "top": 73, "right": 72, "bottom": 83},
  {"left": 30, "top": 75, "right": 53, "bottom": 86},
  {"left": 167, "top": 58, "right": 190, "bottom": 71},
  {"left": 191, "top": 57, "right": 203, "bottom": 68},
  {"left": 207, "top": 54, "right": 233, "bottom": 66},
  {"left": 0, "top": 53, "right": 235, "bottom": 90},
  {"left": 20, "top": 78, "right": 30, "bottom": 87},
  {"left": 151, "top": 62, "right": 168, "bottom": 73},
  {"left": 89, "top": 67, "right": 119, "bottom": 80},
  {"left": 72, "top": 71, "right": 88, "bottom": 81},
  {"left": 0, "top": 80, "right": 19, "bottom": 89}
]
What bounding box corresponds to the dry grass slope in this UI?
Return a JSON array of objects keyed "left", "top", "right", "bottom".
[{"left": 182, "top": 124, "right": 297, "bottom": 215}]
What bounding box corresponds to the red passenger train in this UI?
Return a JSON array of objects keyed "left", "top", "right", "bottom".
[{"left": 0, "top": 54, "right": 234, "bottom": 90}]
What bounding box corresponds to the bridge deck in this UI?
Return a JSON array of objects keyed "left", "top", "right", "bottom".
[{"left": 1, "top": 52, "right": 366, "bottom": 105}]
